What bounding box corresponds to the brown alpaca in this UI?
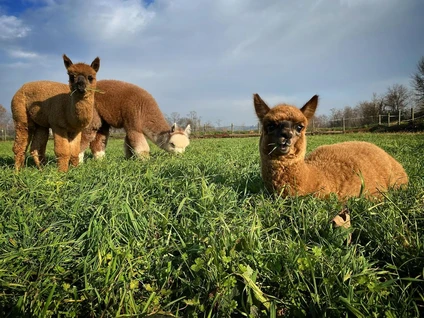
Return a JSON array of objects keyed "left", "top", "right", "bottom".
[
  {"left": 254, "top": 94, "right": 408, "bottom": 199},
  {"left": 12, "top": 54, "right": 100, "bottom": 172},
  {"left": 79, "top": 80, "right": 190, "bottom": 161}
]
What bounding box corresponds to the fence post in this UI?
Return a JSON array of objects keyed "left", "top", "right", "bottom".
[
  {"left": 231, "top": 123, "right": 234, "bottom": 134},
  {"left": 342, "top": 117, "right": 346, "bottom": 133},
  {"left": 257, "top": 122, "right": 260, "bottom": 133},
  {"left": 379, "top": 115, "right": 381, "bottom": 125},
  {"left": 203, "top": 124, "right": 206, "bottom": 134},
  {"left": 411, "top": 108, "right": 414, "bottom": 122},
  {"left": 387, "top": 112, "right": 390, "bottom": 127},
  {"left": 312, "top": 120, "right": 315, "bottom": 134},
  {"left": 398, "top": 110, "right": 401, "bottom": 125}
]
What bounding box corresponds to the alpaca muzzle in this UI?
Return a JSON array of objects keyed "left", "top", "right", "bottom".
[{"left": 75, "top": 76, "right": 86, "bottom": 93}]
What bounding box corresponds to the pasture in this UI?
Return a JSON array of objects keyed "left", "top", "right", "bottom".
[{"left": 0, "top": 133, "right": 423, "bottom": 317}]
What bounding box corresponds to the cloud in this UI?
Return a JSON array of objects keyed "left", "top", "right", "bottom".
[
  {"left": 0, "top": 15, "right": 30, "bottom": 40},
  {"left": 0, "top": 0, "right": 423, "bottom": 126},
  {"left": 7, "top": 49, "right": 39, "bottom": 59}
]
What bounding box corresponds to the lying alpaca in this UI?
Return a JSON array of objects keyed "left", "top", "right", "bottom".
[
  {"left": 12, "top": 54, "right": 100, "bottom": 172},
  {"left": 79, "top": 80, "right": 190, "bottom": 161},
  {"left": 254, "top": 94, "right": 408, "bottom": 199}
]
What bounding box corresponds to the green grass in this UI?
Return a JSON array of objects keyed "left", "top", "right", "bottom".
[{"left": 0, "top": 133, "right": 423, "bottom": 317}]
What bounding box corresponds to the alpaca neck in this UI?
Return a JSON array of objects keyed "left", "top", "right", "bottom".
[
  {"left": 260, "top": 136, "right": 323, "bottom": 195},
  {"left": 143, "top": 115, "right": 171, "bottom": 148},
  {"left": 68, "top": 93, "right": 95, "bottom": 129}
]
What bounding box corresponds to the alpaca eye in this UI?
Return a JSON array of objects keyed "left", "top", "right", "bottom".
[
  {"left": 170, "top": 142, "right": 175, "bottom": 148},
  {"left": 296, "top": 125, "right": 304, "bottom": 133},
  {"left": 267, "top": 124, "right": 276, "bottom": 132},
  {"left": 88, "top": 75, "right": 93, "bottom": 83}
]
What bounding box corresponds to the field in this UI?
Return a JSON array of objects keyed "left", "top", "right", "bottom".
[{"left": 0, "top": 133, "right": 423, "bottom": 317}]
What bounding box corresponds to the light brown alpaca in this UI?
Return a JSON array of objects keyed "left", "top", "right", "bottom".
[
  {"left": 254, "top": 94, "right": 408, "bottom": 199},
  {"left": 12, "top": 54, "right": 100, "bottom": 172},
  {"left": 79, "top": 80, "right": 191, "bottom": 161}
]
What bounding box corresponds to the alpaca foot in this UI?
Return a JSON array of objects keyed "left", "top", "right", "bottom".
[
  {"left": 93, "top": 150, "right": 105, "bottom": 160},
  {"left": 137, "top": 151, "right": 150, "bottom": 159},
  {"left": 79, "top": 152, "right": 85, "bottom": 164}
]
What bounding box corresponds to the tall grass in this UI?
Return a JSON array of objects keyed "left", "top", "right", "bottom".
[{"left": 0, "top": 133, "right": 423, "bottom": 317}]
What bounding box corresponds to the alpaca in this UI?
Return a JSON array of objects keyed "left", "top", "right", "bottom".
[
  {"left": 79, "top": 80, "right": 190, "bottom": 162},
  {"left": 12, "top": 54, "right": 100, "bottom": 172},
  {"left": 253, "top": 94, "right": 408, "bottom": 199}
]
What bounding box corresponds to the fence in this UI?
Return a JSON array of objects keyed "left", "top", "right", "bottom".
[
  {"left": 1, "top": 109, "right": 423, "bottom": 141},
  {"left": 312, "top": 108, "right": 423, "bottom": 133}
]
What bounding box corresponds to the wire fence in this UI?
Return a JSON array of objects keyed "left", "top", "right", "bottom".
[{"left": 1, "top": 109, "right": 423, "bottom": 141}]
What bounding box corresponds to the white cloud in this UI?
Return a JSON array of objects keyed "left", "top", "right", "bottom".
[
  {"left": 0, "top": 0, "right": 423, "bottom": 126},
  {"left": 0, "top": 15, "right": 30, "bottom": 40},
  {"left": 7, "top": 49, "right": 39, "bottom": 59}
]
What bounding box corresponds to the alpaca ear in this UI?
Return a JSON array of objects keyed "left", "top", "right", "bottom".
[
  {"left": 171, "top": 123, "right": 177, "bottom": 133},
  {"left": 63, "top": 54, "right": 73, "bottom": 70},
  {"left": 91, "top": 57, "right": 100, "bottom": 73},
  {"left": 185, "top": 124, "right": 191, "bottom": 136},
  {"left": 253, "top": 94, "right": 270, "bottom": 122},
  {"left": 300, "top": 95, "right": 318, "bottom": 120}
]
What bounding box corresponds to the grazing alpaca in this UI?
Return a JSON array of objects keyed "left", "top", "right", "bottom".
[
  {"left": 12, "top": 54, "right": 100, "bottom": 172},
  {"left": 79, "top": 80, "right": 190, "bottom": 161},
  {"left": 254, "top": 94, "right": 408, "bottom": 199}
]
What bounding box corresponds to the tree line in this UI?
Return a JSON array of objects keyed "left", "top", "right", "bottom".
[{"left": 314, "top": 56, "right": 424, "bottom": 128}]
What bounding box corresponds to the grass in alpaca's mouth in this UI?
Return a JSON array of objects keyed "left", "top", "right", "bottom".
[
  {"left": 268, "top": 142, "right": 290, "bottom": 155},
  {"left": 70, "top": 87, "right": 105, "bottom": 96}
]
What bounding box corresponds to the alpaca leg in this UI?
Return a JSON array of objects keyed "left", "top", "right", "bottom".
[
  {"left": 79, "top": 127, "right": 95, "bottom": 163},
  {"left": 90, "top": 124, "right": 110, "bottom": 160},
  {"left": 124, "top": 130, "right": 150, "bottom": 159},
  {"left": 30, "top": 127, "right": 49, "bottom": 169},
  {"left": 69, "top": 132, "right": 82, "bottom": 167},
  {"left": 52, "top": 128, "right": 71, "bottom": 172},
  {"left": 13, "top": 122, "right": 33, "bottom": 170}
]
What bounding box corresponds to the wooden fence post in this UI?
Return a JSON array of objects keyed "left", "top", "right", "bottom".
[
  {"left": 342, "top": 117, "right": 346, "bottom": 133},
  {"left": 379, "top": 115, "right": 381, "bottom": 125},
  {"left": 411, "top": 108, "right": 415, "bottom": 122},
  {"left": 231, "top": 123, "right": 234, "bottom": 134},
  {"left": 388, "top": 112, "right": 390, "bottom": 127},
  {"left": 398, "top": 110, "right": 401, "bottom": 125}
]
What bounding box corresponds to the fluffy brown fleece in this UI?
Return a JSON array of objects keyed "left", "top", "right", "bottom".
[
  {"left": 79, "top": 80, "right": 191, "bottom": 161},
  {"left": 11, "top": 54, "right": 100, "bottom": 172},
  {"left": 254, "top": 94, "right": 408, "bottom": 199}
]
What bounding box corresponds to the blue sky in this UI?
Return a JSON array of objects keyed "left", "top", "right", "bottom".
[{"left": 0, "top": 0, "right": 423, "bottom": 126}]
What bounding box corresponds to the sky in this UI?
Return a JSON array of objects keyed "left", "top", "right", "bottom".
[{"left": 0, "top": 0, "right": 423, "bottom": 127}]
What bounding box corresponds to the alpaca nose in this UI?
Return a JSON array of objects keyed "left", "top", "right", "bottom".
[
  {"left": 76, "top": 76, "right": 86, "bottom": 92},
  {"left": 280, "top": 129, "right": 293, "bottom": 139}
]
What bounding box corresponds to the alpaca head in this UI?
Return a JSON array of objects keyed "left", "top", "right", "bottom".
[
  {"left": 63, "top": 54, "right": 100, "bottom": 96},
  {"left": 254, "top": 94, "right": 318, "bottom": 159},
  {"left": 163, "top": 123, "right": 191, "bottom": 154}
]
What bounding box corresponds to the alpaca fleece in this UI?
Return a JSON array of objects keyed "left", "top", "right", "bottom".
[
  {"left": 254, "top": 94, "right": 408, "bottom": 199},
  {"left": 12, "top": 55, "right": 100, "bottom": 172},
  {"left": 80, "top": 80, "right": 190, "bottom": 160}
]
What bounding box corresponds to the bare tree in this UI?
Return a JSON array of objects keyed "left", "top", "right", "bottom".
[
  {"left": 0, "top": 104, "right": 10, "bottom": 128},
  {"left": 383, "top": 84, "right": 411, "bottom": 112},
  {"left": 356, "top": 93, "right": 382, "bottom": 125},
  {"left": 411, "top": 56, "right": 424, "bottom": 111},
  {"left": 169, "top": 112, "right": 180, "bottom": 124}
]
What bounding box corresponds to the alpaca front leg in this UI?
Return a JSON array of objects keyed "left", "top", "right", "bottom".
[
  {"left": 90, "top": 124, "right": 110, "bottom": 160},
  {"left": 30, "top": 127, "right": 49, "bottom": 169},
  {"left": 124, "top": 130, "right": 150, "bottom": 159},
  {"left": 52, "top": 128, "right": 71, "bottom": 172},
  {"left": 13, "top": 122, "right": 31, "bottom": 170},
  {"left": 69, "top": 132, "right": 82, "bottom": 167}
]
